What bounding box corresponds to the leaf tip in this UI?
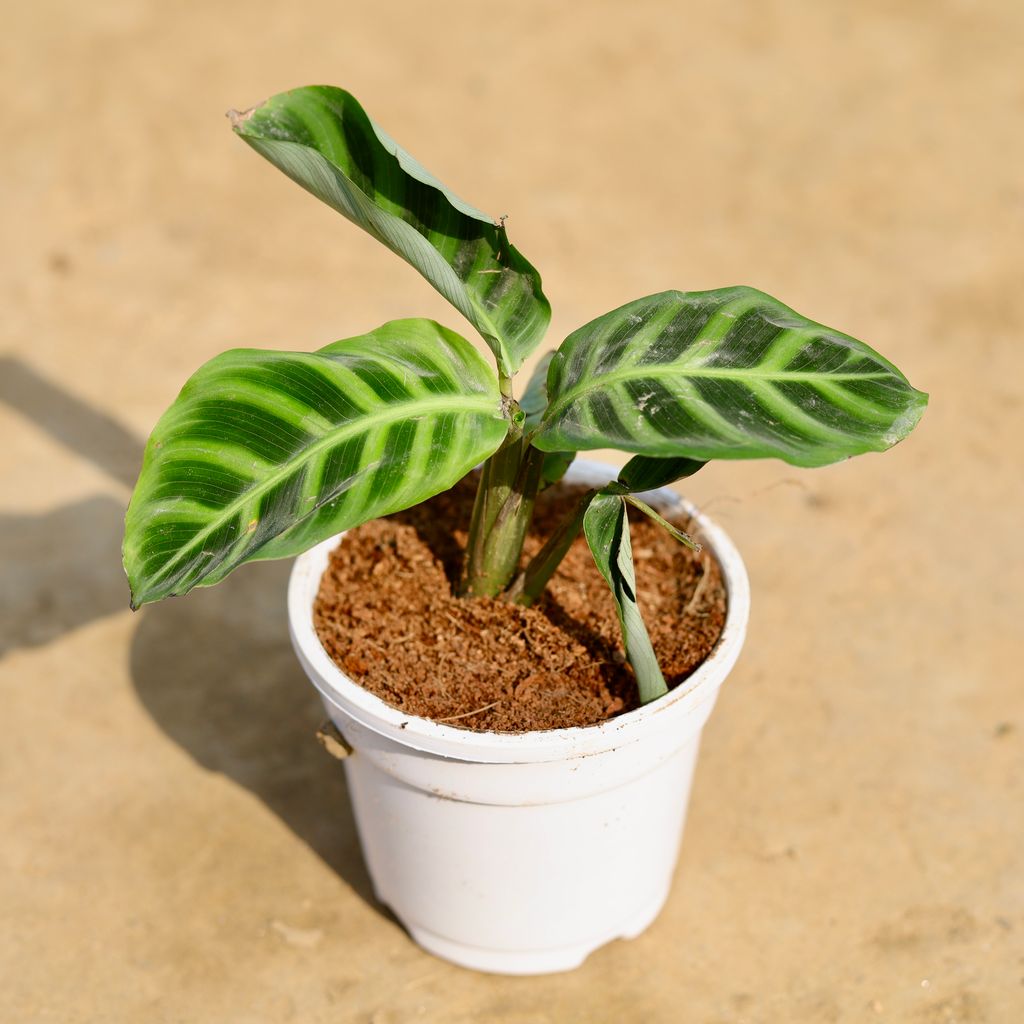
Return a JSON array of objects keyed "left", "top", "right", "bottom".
[
  {"left": 126, "top": 574, "right": 142, "bottom": 612},
  {"left": 127, "top": 575, "right": 147, "bottom": 611},
  {"left": 226, "top": 105, "right": 259, "bottom": 132},
  {"left": 883, "top": 389, "right": 929, "bottom": 449},
  {"left": 124, "top": 558, "right": 152, "bottom": 611}
]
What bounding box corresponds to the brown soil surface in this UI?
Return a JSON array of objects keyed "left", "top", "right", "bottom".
[{"left": 313, "top": 474, "right": 727, "bottom": 732}]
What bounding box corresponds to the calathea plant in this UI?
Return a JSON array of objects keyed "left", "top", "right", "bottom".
[{"left": 123, "top": 85, "right": 927, "bottom": 705}]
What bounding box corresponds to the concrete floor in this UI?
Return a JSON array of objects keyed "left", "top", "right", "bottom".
[{"left": 2, "top": 1, "right": 1021, "bottom": 1020}]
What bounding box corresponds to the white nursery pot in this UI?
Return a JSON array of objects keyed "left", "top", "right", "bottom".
[{"left": 288, "top": 460, "right": 750, "bottom": 975}]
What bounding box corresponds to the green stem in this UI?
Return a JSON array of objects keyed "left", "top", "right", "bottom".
[
  {"left": 623, "top": 495, "right": 701, "bottom": 551},
  {"left": 506, "top": 488, "right": 597, "bottom": 606},
  {"left": 461, "top": 434, "right": 545, "bottom": 598}
]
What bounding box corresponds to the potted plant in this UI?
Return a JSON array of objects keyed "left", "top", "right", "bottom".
[{"left": 123, "top": 86, "right": 927, "bottom": 974}]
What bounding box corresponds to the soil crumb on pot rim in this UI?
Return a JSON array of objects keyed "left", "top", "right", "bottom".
[{"left": 313, "top": 474, "right": 727, "bottom": 733}]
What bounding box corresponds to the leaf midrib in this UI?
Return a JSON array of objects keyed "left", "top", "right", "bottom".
[
  {"left": 258, "top": 134, "right": 515, "bottom": 369},
  {"left": 354, "top": 178, "right": 512, "bottom": 363},
  {"left": 542, "top": 364, "right": 893, "bottom": 426},
  {"left": 133, "top": 392, "right": 502, "bottom": 594}
]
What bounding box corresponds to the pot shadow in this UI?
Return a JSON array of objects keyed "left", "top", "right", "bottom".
[{"left": 129, "top": 557, "right": 379, "bottom": 912}]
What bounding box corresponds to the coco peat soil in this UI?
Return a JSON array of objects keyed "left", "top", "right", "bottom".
[{"left": 313, "top": 474, "right": 727, "bottom": 732}]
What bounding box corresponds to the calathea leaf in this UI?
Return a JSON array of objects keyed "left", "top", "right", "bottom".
[
  {"left": 616, "top": 454, "right": 705, "bottom": 492},
  {"left": 230, "top": 86, "right": 550, "bottom": 376},
  {"left": 600, "top": 454, "right": 704, "bottom": 562},
  {"left": 123, "top": 319, "right": 507, "bottom": 608},
  {"left": 583, "top": 493, "right": 667, "bottom": 704},
  {"left": 520, "top": 351, "right": 574, "bottom": 487},
  {"left": 534, "top": 287, "right": 928, "bottom": 468}
]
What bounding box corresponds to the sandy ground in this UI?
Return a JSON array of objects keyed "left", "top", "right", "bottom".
[{"left": 2, "top": 1, "right": 1022, "bottom": 1020}]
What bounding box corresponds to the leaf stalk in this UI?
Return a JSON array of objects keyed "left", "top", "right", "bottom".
[
  {"left": 461, "top": 434, "right": 546, "bottom": 598},
  {"left": 506, "top": 488, "right": 597, "bottom": 606}
]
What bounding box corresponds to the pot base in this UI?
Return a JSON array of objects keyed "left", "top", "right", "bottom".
[{"left": 400, "top": 886, "right": 669, "bottom": 975}]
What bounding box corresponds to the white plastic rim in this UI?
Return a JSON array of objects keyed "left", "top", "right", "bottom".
[{"left": 289, "top": 459, "right": 750, "bottom": 765}]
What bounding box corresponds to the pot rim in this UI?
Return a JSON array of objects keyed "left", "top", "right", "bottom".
[{"left": 288, "top": 459, "right": 750, "bottom": 763}]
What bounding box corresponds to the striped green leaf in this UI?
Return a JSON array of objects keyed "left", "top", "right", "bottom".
[
  {"left": 230, "top": 86, "right": 550, "bottom": 375},
  {"left": 534, "top": 287, "right": 928, "bottom": 468},
  {"left": 124, "top": 319, "right": 506, "bottom": 608},
  {"left": 583, "top": 493, "right": 666, "bottom": 704},
  {"left": 616, "top": 454, "right": 705, "bottom": 492}
]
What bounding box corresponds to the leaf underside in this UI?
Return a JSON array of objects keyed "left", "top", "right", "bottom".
[
  {"left": 616, "top": 454, "right": 706, "bottom": 492},
  {"left": 231, "top": 86, "right": 550, "bottom": 375},
  {"left": 123, "top": 319, "right": 506, "bottom": 607},
  {"left": 583, "top": 493, "right": 667, "bottom": 704},
  {"left": 534, "top": 287, "right": 928, "bottom": 468}
]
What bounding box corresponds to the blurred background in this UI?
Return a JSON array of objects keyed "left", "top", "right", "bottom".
[{"left": 2, "top": 1, "right": 1021, "bottom": 1020}]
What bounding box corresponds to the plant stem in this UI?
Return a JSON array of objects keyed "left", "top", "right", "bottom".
[
  {"left": 506, "top": 488, "right": 597, "bottom": 606},
  {"left": 461, "top": 432, "right": 545, "bottom": 598},
  {"left": 623, "top": 494, "right": 701, "bottom": 551}
]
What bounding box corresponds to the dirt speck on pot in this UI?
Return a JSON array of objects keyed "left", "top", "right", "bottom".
[{"left": 313, "top": 474, "right": 726, "bottom": 732}]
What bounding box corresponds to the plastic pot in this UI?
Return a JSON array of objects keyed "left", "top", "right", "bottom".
[{"left": 287, "top": 460, "right": 750, "bottom": 974}]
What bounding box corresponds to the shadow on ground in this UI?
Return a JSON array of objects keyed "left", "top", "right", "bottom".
[
  {"left": 0, "top": 496, "right": 129, "bottom": 655},
  {"left": 0, "top": 355, "right": 142, "bottom": 489},
  {"left": 0, "top": 355, "right": 377, "bottom": 912},
  {"left": 129, "top": 557, "right": 379, "bottom": 912},
  {"left": 0, "top": 357, "right": 141, "bottom": 654}
]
